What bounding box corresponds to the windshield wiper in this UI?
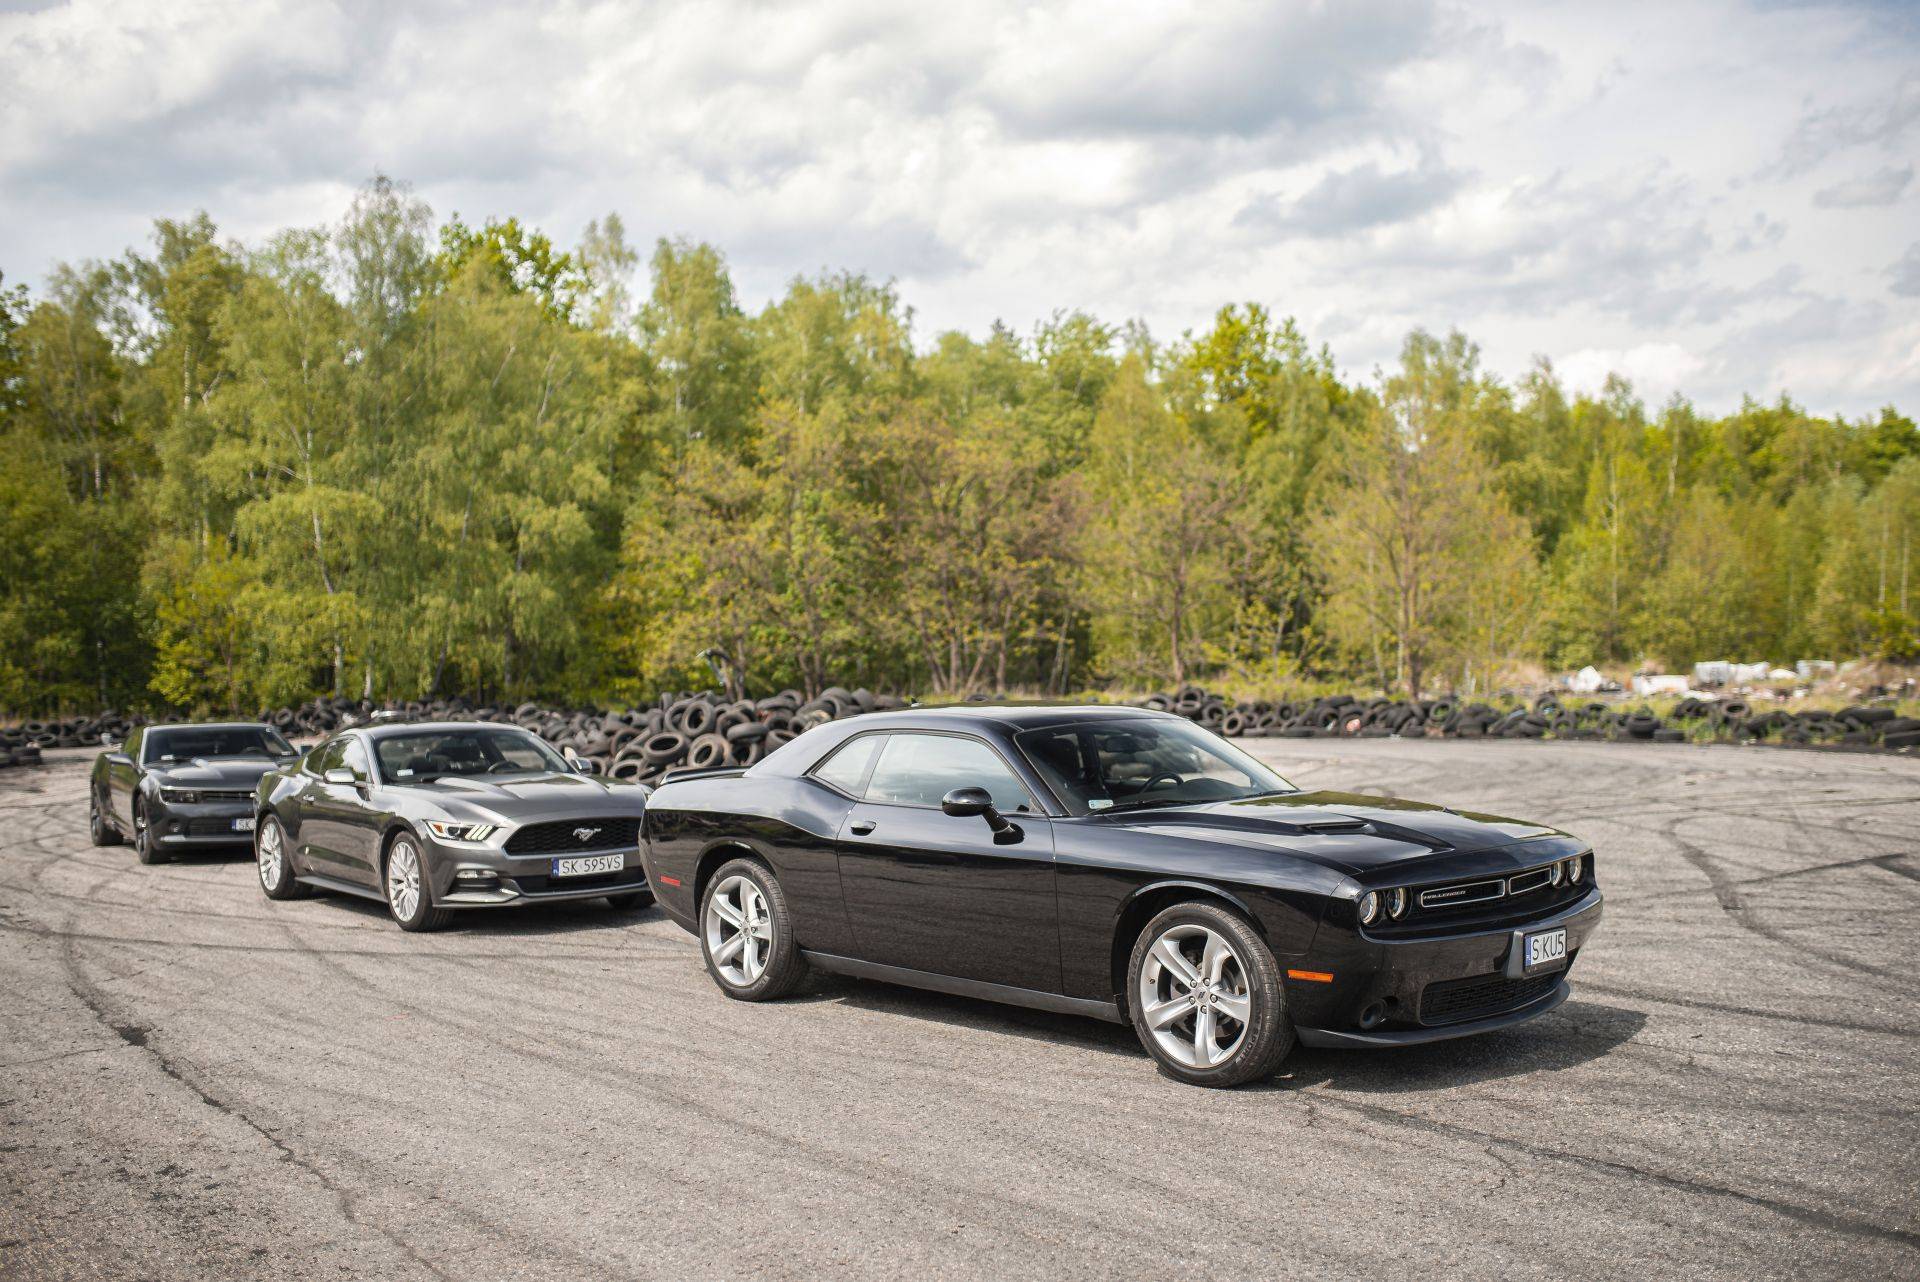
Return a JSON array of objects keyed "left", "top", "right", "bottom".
[{"left": 1099, "top": 796, "right": 1201, "bottom": 814}]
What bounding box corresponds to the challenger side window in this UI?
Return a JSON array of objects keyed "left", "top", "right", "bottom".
[
  {"left": 864, "top": 734, "right": 1034, "bottom": 813},
  {"left": 812, "top": 734, "right": 884, "bottom": 796}
]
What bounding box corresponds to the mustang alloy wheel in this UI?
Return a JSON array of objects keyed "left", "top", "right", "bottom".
[
  {"left": 1127, "top": 901, "right": 1293, "bottom": 1088},
  {"left": 255, "top": 816, "right": 308, "bottom": 900},
  {"left": 699, "top": 858, "right": 806, "bottom": 1000},
  {"left": 384, "top": 834, "right": 451, "bottom": 932}
]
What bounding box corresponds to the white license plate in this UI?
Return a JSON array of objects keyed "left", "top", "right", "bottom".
[
  {"left": 552, "top": 852, "right": 624, "bottom": 878},
  {"left": 232, "top": 817, "right": 256, "bottom": 833},
  {"left": 1524, "top": 928, "right": 1568, "bottom": 968}
]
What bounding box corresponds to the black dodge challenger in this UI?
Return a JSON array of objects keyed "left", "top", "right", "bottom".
[
  {"left": 640, "top": 704, "right": 1602, "bottom": 1087},
  {"left": 253, "top": 722, "right": 651, "bottom": 931},
  {"left": 90, "top": 722, "right": 299, "bottom": 863}
]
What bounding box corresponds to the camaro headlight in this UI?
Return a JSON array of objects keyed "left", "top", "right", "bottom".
[
  {"left": 426, "top": 821, "right": 497, "bottom": 843},
  {"left": 1386, "top": 887, "right": 1408, "bottom": 919},
  {"left": 159, "top": 787, "right": 200, "bottom": 804},
  {"left": 1358, "top": 891, "right": 1380, "bottom": 925}
]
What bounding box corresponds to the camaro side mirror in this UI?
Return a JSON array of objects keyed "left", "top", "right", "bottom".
[
  {"left": 942, "top": 786, "right": 1020, "bottom": 842},
  {"left": 324, "top": 768, "right": 358, "bottom": 786}
]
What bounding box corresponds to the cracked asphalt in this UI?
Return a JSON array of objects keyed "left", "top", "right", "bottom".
[{"left": 2, "top": 739, "right": 1916, "bottom": 1280}]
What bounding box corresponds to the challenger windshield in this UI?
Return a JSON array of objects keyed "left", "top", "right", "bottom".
[{"left": 1017, "top": 718, "right": 1294, "bottom": 815}]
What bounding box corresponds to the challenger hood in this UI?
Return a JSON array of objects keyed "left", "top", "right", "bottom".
[{"left": 1098, "top": 789, "right": 1566, "bottom": 873}]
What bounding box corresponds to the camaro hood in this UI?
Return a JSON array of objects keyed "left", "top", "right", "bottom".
[
  {"left": 150, "top": 757, "right": 290, "bottom": 787},
  {"left": 392, "top": 771, "right": 641, "bottom": 823},
  {"left": 1097, "top": 789, "right": 1566, "bottom": 873}
]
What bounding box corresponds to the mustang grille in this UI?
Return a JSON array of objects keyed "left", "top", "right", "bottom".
[
  {"left": 505, "top": 818, "right": 641, "bottom": 856},
  {"left": 1419, "top": 970, "right": 1562, "bottom": 1025}
]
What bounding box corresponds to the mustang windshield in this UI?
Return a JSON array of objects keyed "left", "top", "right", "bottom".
[
  {"left": 1017, "top": 718, "right": 1294, "bottom": 815},
  {"left": 374, "top": 728, "right": 567, "bottom": 783},
  {"left": 144, "top": 726, "right": 293, "bottom": 763}
]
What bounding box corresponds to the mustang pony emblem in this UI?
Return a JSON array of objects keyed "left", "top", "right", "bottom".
[{"left": 573, "top": 826, "right": 602, "bottom": 843}]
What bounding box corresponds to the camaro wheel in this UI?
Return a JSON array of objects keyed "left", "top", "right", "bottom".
[
  {"left": 89, "top": 793, "right": 121, "bottom": 847},
  {"left": 132, "top": 799, "right": 166, "bottom": 865},
  {"left": 1127, "top": 901, "right": 1293, "bottom": 1088},
  {"left": 384, "top": 834, "right": 451, "bottom": 932},
  {"left": 255, "top": 816, "right": 309, "bottom": 900},
  {"left": 700, "top": 858, "right": 806, "bottom": 1000}
]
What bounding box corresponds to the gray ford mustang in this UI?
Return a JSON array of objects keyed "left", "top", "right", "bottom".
[{"left": 253, "top": 721, "right": 651, "bottom": 931}]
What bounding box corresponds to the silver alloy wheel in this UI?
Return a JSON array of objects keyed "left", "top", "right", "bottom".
[
  {"left": 387, "top": 840, "right": 423, "bottom": 921},
  {"left": 704, "top": 874, "right": 771, "bottom": 986},
  {"left": 258, "top": 821, "right": 283, "bottom": 889},
  {"left": 133, "top": 804, "right": 148, "bottom": 853},
  {"left": 1137, "top": 923, "right": 1253, "bottom": 1069}
]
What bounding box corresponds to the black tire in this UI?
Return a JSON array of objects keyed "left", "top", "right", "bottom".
[
  {"left": 383, "top": 832, "right": 453, "bottom": 932},
  {"left": 255, "top": 815, "right": 310, "bottom": 900},
  {"left": 1126, "top": 901, "right": 1293, "bottom": 1088},
  {"left": 89, "top": 790, "right": 121, "bottom": 846},
  {"left": 606, "top": 889, "right": 655, "bottom": 911},
  {"left": 699, "top": 858, "right": 808, "bottom": 1001},
  {"left": 132, "top": 799, "right": 166, "bottom": 865}
]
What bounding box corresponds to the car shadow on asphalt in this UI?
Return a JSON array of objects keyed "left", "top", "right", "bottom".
[
  {"left": 799, "top": 979, "right": 1647, "bottom": 1086},
  {"left": 291, "top": 884, "right": 659, "bottom": 938}
]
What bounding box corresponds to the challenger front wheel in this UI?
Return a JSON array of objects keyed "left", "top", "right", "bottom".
[{"left": 1127, "top": 901, "right": 1293, "bottom": 1088}]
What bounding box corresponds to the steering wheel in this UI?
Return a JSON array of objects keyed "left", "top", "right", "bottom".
[
  {"left": 486, "top": 761, "right": 520, "bottom": 774},
  {"left": 1141, "top": 772, "right": 1183, "bottom": 792}
]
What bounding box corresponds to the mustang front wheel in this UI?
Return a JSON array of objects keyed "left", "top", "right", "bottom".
[
  {"left": 255, "top": 816, "right": 309, "bottom": 900},
  {"left": 1127, "top": 901, "right": 1293, "bottom": 1088},
  {"left": 384, "top": 835, "right": 451, "bottom": 932},
  {"left": 700, "top": 859, "right": 806, "bottom": 1000}
]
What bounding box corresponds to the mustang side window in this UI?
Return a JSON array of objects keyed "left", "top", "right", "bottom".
[
  {"left": 811, "top": 734, "right": 884, "bottom": 796},
  {"left": 864, "top": 733, "right": 1033, "bottom": 813}
]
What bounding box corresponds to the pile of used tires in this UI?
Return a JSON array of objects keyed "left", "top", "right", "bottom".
[
  {"left": 254, "top": 686, "right": 910, "bottom": 784},
  {"left": 0, "top": 711, "right": 146, "bottom": 768},
  {"left": 1144, "top": 687, "right": 1920, "bottom": 752}
]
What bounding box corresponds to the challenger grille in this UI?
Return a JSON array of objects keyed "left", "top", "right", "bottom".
[
  {"left": 505, "top": 818, "right": 641, "bottom": 856},
  {"left": 1419, "top": 969, "right": 1563, "bottom": 1025}
]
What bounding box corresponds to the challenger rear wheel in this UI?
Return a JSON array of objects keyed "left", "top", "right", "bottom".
[
  {"left": 700, "top": 859, "right": 806, "bottom": 1000},
  {"left": 1127, "top": 901, "right": 1293, "bottom": 1088}
]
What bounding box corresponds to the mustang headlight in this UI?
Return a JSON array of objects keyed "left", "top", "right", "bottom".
[
  {"left": 159, "top": 786, "right": 200, "bottom": 804},
  {"left": 1358, "top": 891, "right": 1380, "bottom": 926},
  {"left": 426, "top": 821, "right": 497, "bottom": 844}
]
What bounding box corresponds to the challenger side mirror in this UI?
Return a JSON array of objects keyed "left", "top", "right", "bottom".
[{"left": 942, "top": 786, "right": 1020, "bottom": 842}]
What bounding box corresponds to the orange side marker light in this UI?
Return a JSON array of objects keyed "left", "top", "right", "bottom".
[{"left": 1286, "top": 969, "right": 1334, "bottom": 983}]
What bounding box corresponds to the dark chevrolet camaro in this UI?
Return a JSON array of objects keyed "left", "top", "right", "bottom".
[
  {"left": 641, "top": 705, "right": 1602, "bottom": 1087},
  {"left": 253, "top": 722, "right": 651, "bottom": 931},
  {"left": 90, "top": 722, "right": 299, "bottom": 863}
]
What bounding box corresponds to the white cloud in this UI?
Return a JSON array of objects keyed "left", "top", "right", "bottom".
[
  {"left": 1558, "top": 343, "right": 1706, "bottom": 405},
  {"left": 1, "top": 0, "right": 1917, "bottom": 415}
]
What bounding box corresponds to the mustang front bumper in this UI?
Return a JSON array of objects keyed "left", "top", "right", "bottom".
[
  {"left": 1288, "top": 888, "right": 1603, "bottom": 1047},
  {"left": 426, "top": 839, "right": 652, "bottom": 908}
]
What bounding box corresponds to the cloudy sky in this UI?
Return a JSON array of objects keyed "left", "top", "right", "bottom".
[{"left": 3, "top": 0, "right": 1917, "bottom": 414}]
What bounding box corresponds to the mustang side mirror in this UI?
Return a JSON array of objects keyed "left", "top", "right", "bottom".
[
  {"left": 941, "top": 786, "right": 1021, "bottom": 842},
  {"left": 105, "top": 752, "right": 132, "bottom": 766},
  {"left": 324, "top": 768, "right": 358, "bottom": 786}
]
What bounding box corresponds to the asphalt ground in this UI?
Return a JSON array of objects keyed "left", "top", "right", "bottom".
[{"left": 1, "top": 739, "right": 1916, "bottom": 1280}]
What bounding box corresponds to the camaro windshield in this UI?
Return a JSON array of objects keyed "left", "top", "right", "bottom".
[
  {"left": 374, "top": 729, "right": 566, "bottom": 782},
  {"left": 1017, "top": 718, "right": 1294, "bottom": 815},
  {"left": 145, "top": 726, "right": 293, "bottom": 763}
]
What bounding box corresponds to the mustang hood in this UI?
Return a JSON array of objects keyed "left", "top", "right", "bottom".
[
  {"left": 398, "top": 772, "right": 641, "bottom": 824},
  {"left": 1101, "top": 789, "right": 1565, "bottom": 873}
]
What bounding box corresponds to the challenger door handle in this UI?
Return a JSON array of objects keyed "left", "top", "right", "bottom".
[{"left": 849, "top": 820, "right": 876, "bottom": 836}]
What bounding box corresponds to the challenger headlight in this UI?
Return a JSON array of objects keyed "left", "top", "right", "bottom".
[
  {"left": 426, "top": 821, "right": 498, "bottom": 843},
  {"left": 1566, "top": 855, "right": 1586, "bottom": 884},
  {"left": 1385, "top": 886, "right": 1409, "bottom": 919},
  {"left": 1358, "top": 891, "right": 1380, "bottom": 926},
  {"left": 159, "top": 787, "right": 200, "bottom": 804}
]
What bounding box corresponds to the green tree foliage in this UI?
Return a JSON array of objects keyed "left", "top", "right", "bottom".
[{"left": 4, "top": 179, "right": 1918, "bottom": 714}]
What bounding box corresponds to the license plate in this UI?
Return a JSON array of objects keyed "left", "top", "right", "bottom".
[
  {"left": 232, "top": 817, "right": 256, "bottom": 833},
  {"left": 552, "top": 852, "right": 624, "bottom": 878},
  {"left": 1524, "top": 928, "right": 1568, "bottom": 969}
]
